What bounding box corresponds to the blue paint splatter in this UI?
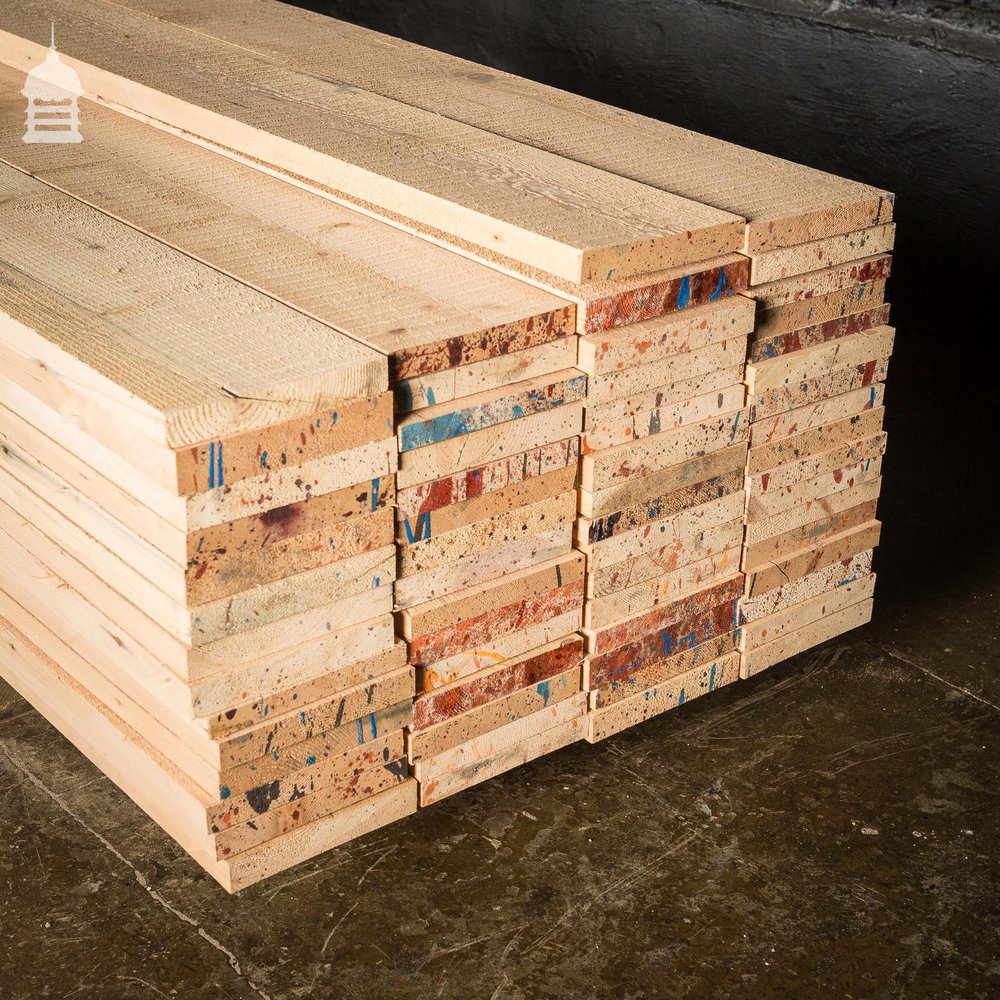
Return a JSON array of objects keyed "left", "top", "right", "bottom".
[
  {"left": 426, "top": 387, "right": 436, "bottom": 406},
  {"left": 260, "top": 449, "right": 269, "bottom": 469},
  {"left": 356, "top": 718, "right": 365, "bottom": 743},
  {"left": 404, "top": 512, "right": 431, "bottom": 543},
  {"left": 537, "top": 680, "right": 551, "bottom": 706},
  {"left": 371, "top": 477, "right": 381, "bottom": 511},
  {"left": 708, "top": 267, "right": 731, "bottom": 301},
  {"left": 677, "top": 275, "right": 691, "bottom": 309},
  {"left": 219, "top": 785, "right": 231, "bottom": 800}
]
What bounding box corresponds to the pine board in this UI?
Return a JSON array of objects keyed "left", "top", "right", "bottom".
[
  {"left": 587, "top": 576, "right": 743, "bottom": 656},
  {"left": 741, "top": 600, "right": 874, "bottom": 679},
  {"left": 584, "top": 493, "right": 745, "bottom": 571},
  {"left": 746, "top": 408, "right": 885, "bottom": 476},
  {"left": 407, "top": 667, "right": 582, "bottom": 763},
  {"left": 0, "top": 168, "right": 385, "bottom": 450},
  {"left": 397, "top": 405, "right": 583, "bottom": 489},
  {"left": 582, "top": 384, "right": 746, "bottom": 453},
  {"left": 393, "top": 524, "right": 574, "bottom": 608},
  {"left": 581, "top": 441, "right": 748, "bottom": 519},
  {"left": 745, "top": 520, "right": 881, "bottom": 598},
  {"left": 586, "top": 337, "right": 749, "bottom": 405},
  {"left": 754, "top": 279, "right": 887, "bottom": 340},
  {"left": 585, "top": 546, "right": 741, "bottom": 630},
  {"left": 413, "top": 692, "right": 587, "bottom": 783},
  {"left": 745, "top": 255, "right": 892, "bottom": 308},
  {"left": 745, "top": 477, "right": 882, "bottom": 547},
  {"left": 397, "top": 466, "right": 577, "bottom": 546},
  {"left": 398, "top": 370, "right": 586, "bottom": 452},
  {"left": 749, "top": 225, "right": 896, "bottom": 284},
  {"left": 419, "top": 714, "right": 585, "bottom": 806},
  {"left": 579, "top": 469, "right": 744, "bottom": 547},
  {"left": 418, "top": 609, "right": 583, "bottom": 693},
  {"left": 743, "top": 498, "right": 878, "bottom": 574},
  {"left": 593, "top": 634, "right": 739, "bottom": 709},
  {"left": 395, "top": 339, "right": 576, "bottom": 413},
  {"left": 750, "top": 360, "right": 889, "bottom": 422},
  {"left": 743, "top": 575, "right": 876, "bottom": 651},
  {"left": 748, "top": 327, "right": 895, "bottom": 394},
  {"left": 0, "top": 69, "right": 581, "bottom": 385},
  {"left": 0, "top": 3, "right": 746, "bottom": 282},
  {"left": 582, "top": 409, "right": 749, "bottom": 492},
  {"left": 411, "top": 637, "right": 584, "bottom": 730},
  {"left": 591, "top": 519, "right": 744, "bottom": 598},
  {"left": 587, "top": 652, "right": 740, "bottom": 743},
  {"left": 743, "top": 552, "right": 874, "bottom": 621},
  {"left": 119, "top": 0, "right": 894, "bottom": 251},
  {"left": 1, "top": 613, "right": 419, "bottom": 890},
  {"left": 577, "top": 297, "right": 755, "bottom": 375},
  {"left": 398, "top": 491, "right": 576, "bottom": 577}
]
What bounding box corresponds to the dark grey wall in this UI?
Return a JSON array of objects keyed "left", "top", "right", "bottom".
[{"left": 287, "top": 0, "right": 999, "bottom": 596}]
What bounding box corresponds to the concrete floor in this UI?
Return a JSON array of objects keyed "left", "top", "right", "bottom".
[{"left": 1, "top": 563, "right": 997, "bottom": 999}]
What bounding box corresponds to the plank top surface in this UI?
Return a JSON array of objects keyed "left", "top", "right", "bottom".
[
  {"left": 115, "top": 0, "right": 893, "bottom": 251},
  {"left": 0, "top": 65, "right": 575, "bottom": 377},
  {"left": 0, "top": 165, "right": 386, "bottom": 447},
  {"left": 0, "top": 1, "right": 746, "bottom": 282}
]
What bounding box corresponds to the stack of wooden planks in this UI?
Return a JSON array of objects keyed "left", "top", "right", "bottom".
[
  {"left": 0, "top": 163, "right": 419, "bottom": 892},
  {"left": 0, "top": 0, "right": 895, "bottom": 889},
  {"left": 739, "top": 229, "right": 893, "bottom": 678},
  {"left": 575, "top": 286, "right": 754, "bottom": 742}
]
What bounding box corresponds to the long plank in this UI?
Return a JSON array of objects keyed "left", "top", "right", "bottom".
[
  {"left": 587, "top": 652, "right": 740, "bottom": 743},
  {"left": 743, "top": 500, "right": 880, "bottom": 574},
  {"left": 413, "top": 692, "right": 587, "bottom": 783},
  {"left": 585, "top": 493, "right": 746, "bottom": 571},
  {"left": 121, "top": 0, "right": 893, "bottom": 250},
  {"left": 594, "top": 634, "right": 739, "bottom": 709},
  {"left": 750, "top": 360, "right": 889, "bottom": 422},
  {"left": 0, "top": 614, "right": 418, "bottom": 891},
  {"left": 579, "top": 468, "right": 744, "bottom": 546},
  {"left": 581, "top": 441, "right": 748, "bottom": 519},
  {"left": 0, "top": 69, "right": 578, "bottom": 385},
  {"left": 743, "top": 574, "right": 876, "bottom": 651},
  {"left": 749, "top": 326, "right": 895, "bottom": 393},
  {"left": 0, "top": 2, "right": 746, "bottom": 282},
  {"left": 745, "top": 255, "right": 892, "bottom": 308},
  {"left": 582, "top": 384, "right": 746, "bottom": 453},
  {"left": 586, "top": 547, "right": 741, "bottom": 630},
  {"left": 746, "top": 409, "right": 885, "bottom": 476},
  {"left": 418, "top": 609, "right": 583, "bottom": 693},
  {"left": 0, "top": 167, "right": 385, "bottom": 451},
  {"left": 393, "top": 524, "right": 574, "bottom": 608},
  {"left": 743, "top": 552, "right": 874, "bottom": 621},
  {"left": 411, "top": 637, "right": 584, "bottom": 730},
  {"left": 591, "top": 519, "right": 745, "bottom": 598},
  {"left": 397, "top": 405, "right": 583, "bottom": 489},
  {"left": 582, "top": 409, "right": 749, "bottom": 492},
  {"left": 407, "top": 667, "right": 581, "bottom": 763},
  {"left": 398, "top": 371, "right": 587, "bottom": 452},
  {"left": 749, "top": 225, "right": 896, "bottom": 284},
  {"left": 745, "top": 520, "right": 881, "bottom": 598},
  {"left": 577, "top": 296, "right": 755, "bottom": 375},
  {"left": 742, "top": 600, "right": 874, "bottom": 679},
  {"left": 419, "top": 714, "right": 585, "bottom": 806},
  {"left": 753, "top": 279, "right": 887, "bottom": 339}
]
